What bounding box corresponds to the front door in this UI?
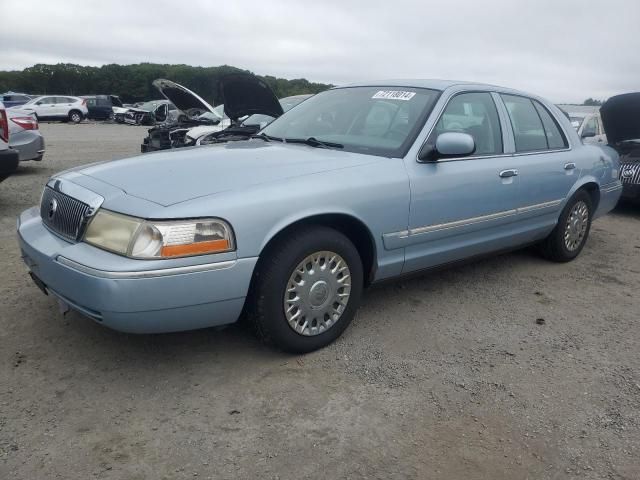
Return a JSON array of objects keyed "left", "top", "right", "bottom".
[
  {"left": 403, "top": 92, "right": 521, "bottom": 273},
  {"left": 34, "top": 97, "right": 57, "bottom": 118}
]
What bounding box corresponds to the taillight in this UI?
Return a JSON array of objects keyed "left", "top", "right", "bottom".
[
  {"left": 11, "top": 116, "right": 38, "bottom": 130},
  {"left": 82, "top": 99, "right": 87, "bottom": 106},
  {"left": 0, "top": 109, "right": 8, "bottom": 143}
]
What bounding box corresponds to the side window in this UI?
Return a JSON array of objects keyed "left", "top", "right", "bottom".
[
  {"left": 39, "top": 97, "right": 55, "bottom": 105},
  {"left": 582, "top": 117, "right": 597, "bottom": 137},
  {"left": 532, "top": 101, "right": 568, "bottom": 149},
  {"left": 86, "top": 98, "right": 97, "bottom": 107},
  {"left": 501, "top": 94, "right": 548, "bottom": 151},
  {"left": 431, "top": 92, "right": 502, "bottom": 155}
]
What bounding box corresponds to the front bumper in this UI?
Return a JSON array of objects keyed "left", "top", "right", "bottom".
[{"left": 17, "top": 206, "right": 257, "bottom": 333}]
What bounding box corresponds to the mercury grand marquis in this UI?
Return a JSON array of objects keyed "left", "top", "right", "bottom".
[{"left": 17, "top": 80, "right": 623, "bottom": 352}]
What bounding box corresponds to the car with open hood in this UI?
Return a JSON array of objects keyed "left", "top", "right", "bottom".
[
  {"left": 17, "top": 80, "right": 622, "bottom": 353},
  {"left": 123, "top": 100, "right": 184, "bottom": 126},
  {"left": 601, "top": 92, "right": 640, "bottom": 201},
  {"left": 140, "top": 74, "right": 297, "bottom": 152}
]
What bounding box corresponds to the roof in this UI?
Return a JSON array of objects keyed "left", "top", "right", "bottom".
[{"left": 337, "top": 79, "right": 540, "bottom": 98}]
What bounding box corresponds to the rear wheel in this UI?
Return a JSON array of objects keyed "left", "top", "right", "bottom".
[
  {"left": 249, "top": 226, "right": 363, "bottom": 353},
  {"left": 540, "top": 190, "right": 593, "bottom": 262},
  {"left": 68, "top": 110, "right": 83, "bottom": 124}
]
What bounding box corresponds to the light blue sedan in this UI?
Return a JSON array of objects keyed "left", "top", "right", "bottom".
[{"left": 17, "top": 80, "right": 622, "bottom": 352}]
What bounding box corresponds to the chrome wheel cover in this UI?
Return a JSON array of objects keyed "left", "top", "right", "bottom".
[
  {"left": 284, "top": 251, "right": 351, "bottom": 336},
  {"left": 564, "top": 200, "right": 589, "bottom": 251}
]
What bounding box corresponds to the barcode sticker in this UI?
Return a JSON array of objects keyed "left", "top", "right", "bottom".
[{"left": 372, "top": 90, "right": 416, "bottom": 101}]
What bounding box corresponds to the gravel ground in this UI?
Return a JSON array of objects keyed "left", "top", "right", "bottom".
[{"left": 1, "top": 123, "right": 639, "bottom": 479}]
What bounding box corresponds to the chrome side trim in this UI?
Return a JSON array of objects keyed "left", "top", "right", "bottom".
[
  {"left": 602, "top": 182, "right": 623, "bottom": 193},
  {"left": 383, "top": 199, "right": 564, "bottom": 244},
  {"left": 517, "top": 199, "right": 562, "bottom": 213},
  {"left": 56, "top": 256, "right": 237, "bottom": 279},
  {"left": 409, "top": 209, "right": 517, "bottom": 236}
]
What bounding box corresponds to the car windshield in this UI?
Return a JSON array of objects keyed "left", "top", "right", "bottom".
[{"left": 262, "top": 86, "right": 440, "bottom": 157}]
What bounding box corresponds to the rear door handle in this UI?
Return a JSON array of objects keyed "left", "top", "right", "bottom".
[
  {"left": 499, "top": 169, "right": 518, "bottom": 178},
  {"left": 564, "top": 162, "right": 576, "bottom": 170}
]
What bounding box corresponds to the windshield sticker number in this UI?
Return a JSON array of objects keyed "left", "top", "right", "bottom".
[{"left": 372, "top": 90, "right": 416, "bottom": 101}]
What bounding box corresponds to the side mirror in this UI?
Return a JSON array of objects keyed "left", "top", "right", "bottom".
[
  {"left": 35, "top": 101, "right": 43, "bottom": 105},
  {"left": 581, "top": 130, "right": 596, "bottom": 138},
  {"left": 418, "top": 132, "right": 476, "bottom": 161}
]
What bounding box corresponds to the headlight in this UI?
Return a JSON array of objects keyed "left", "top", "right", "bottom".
[{"left": 83, "top": 210, "right": 235, "bottom": 259}]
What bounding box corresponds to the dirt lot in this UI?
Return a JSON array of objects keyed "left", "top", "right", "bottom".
[{"left": 1, "top": 123, "right": 639, "bottom": 479}]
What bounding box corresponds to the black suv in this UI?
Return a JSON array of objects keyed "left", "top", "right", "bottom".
[{"left": 81, "top": 95, "right": 124, "bottom": 120}]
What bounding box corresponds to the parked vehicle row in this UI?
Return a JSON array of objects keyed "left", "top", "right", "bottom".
[
  {"left": 141, "top": 74, "right": 311, "bottom": 152},
  {"left": 17, "top": 79, "right": 627, "bottom": 353}
]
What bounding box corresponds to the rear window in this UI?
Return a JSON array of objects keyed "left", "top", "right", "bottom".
[{"left": 532, "top": 101, "right": 568, "bottom": 149}]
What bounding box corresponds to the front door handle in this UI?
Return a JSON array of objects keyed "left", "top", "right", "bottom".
[
  {"left": 564, "top": 162, "right": 576, "bottom": 170},
  {"left": 499, "top": 169, "right": 518, "bottom": 178}
]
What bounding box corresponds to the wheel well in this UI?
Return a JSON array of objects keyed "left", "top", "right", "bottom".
[
  {"left": 581, "top": 182, "right": 600, "bottom": 210},
  {"left": 259, "top": 214, "right": 377, "bottom": 285}
]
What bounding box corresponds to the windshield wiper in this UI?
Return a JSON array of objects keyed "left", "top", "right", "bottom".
[
  {"left": 250, "top": 133, "right": 283, "bottom": 142},
  {"left": 283, "top": 137, "right": 343, "bottom": 149}
]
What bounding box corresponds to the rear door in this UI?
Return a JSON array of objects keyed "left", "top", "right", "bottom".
[
  {"left": 403, "top": 91, "right": 522, "bottom": 273},
  {"left": 498, "top": 94, "right": 576, "bottom": 226}
]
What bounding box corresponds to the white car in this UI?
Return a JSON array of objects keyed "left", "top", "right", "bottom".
[
  {"left": 558, "top": 105, "right": 607, "bottom": 145},
  {"left": 14, "top": 95, "right": 88, "bottom": 123}
]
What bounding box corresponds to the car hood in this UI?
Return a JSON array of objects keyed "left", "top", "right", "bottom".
[
  {"left": 75, "top": 141, "right": 381, "bottom": 207},
  {"left": 600, "top": 92, "right": 640, "bottom": 145},
  {"left": 218, "top": 73, "right": 283, "bottom": 122},
  {"left": 153, "top": 79, "right": 215, "bottom": 116},
  {"left": 153, "top": 74, "right": 284, "bottom": 122}
]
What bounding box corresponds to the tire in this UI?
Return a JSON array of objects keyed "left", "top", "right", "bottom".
[
  {"left": 249, "top": 226, "right": 363, "bottom": 353},
  {"left": 540, "top": 190, "right": 593, "bottom": 262},
  {"left": 68, "top": 110, "right": 83, "bottom": 124}
]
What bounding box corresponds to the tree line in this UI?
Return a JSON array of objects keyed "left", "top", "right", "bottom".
[{"left": 0, "top": 63, "right": 332, "bottom": 104}]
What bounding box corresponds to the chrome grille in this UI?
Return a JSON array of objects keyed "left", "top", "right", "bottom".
[
  {"left": 620, "top": 162, "right": 640, "bottom": 185},
  {"left": 40, "top": 186, "right": 90, "bottom": 241}
]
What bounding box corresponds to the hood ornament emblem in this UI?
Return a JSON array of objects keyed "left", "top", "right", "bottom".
[{"left": 48, "top": 198, "right": 58, "bottom": 220}]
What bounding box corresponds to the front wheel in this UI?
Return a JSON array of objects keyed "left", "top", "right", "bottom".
[
  {"left": 249, "top": 226, "right": 363, "bottom": 353},
  {"left": 540, "top": 190, "right": 593, "bottom": 262}
]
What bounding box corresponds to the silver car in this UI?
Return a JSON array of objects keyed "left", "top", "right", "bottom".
[
  {"left": 7, "top": 109, "right": 45, "bottom": 161},
  {"left": 559, "top": 106, "right": 607, "bottom": 144},
  {"left": 17, "top": 80, "right": 622, "bottom": 353}
]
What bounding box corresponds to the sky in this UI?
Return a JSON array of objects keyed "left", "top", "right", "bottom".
[{"left": 2, "top": 0, "right": 639, "bottom": 103}]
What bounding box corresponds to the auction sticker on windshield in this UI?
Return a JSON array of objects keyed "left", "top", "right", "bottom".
[{"left": 372, "top": 90, "right": 416, "bottom": 101}]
